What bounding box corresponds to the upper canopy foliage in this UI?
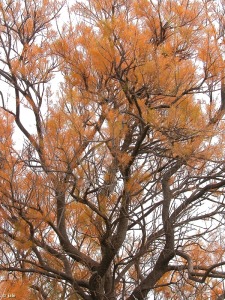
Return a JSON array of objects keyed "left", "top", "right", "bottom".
[{"left": 0, "top": 0, "right": 225, "bottom": 299}]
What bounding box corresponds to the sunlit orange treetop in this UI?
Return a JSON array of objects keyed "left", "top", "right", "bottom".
[{"left": 0, "top": 0, "right": 225, "bottom": 299}]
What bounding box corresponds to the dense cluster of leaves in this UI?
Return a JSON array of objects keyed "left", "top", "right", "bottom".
[{"left": 1, "top": 0, "right": 225, "bottom": 299}]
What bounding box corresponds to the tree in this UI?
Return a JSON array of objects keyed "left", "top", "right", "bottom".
[{"left": 1, "top": 0, "right": 225, "bottom": 299}]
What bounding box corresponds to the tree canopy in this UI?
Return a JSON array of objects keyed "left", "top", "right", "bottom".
[{"left": 1, "top": 0, "right": 225, "bottom": 299}]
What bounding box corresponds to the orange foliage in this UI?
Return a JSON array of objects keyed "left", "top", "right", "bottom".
[
  {"left": 0, "top": 280, "right": 33, "bottom": 300},
  {"left": 0, "top": 0, "right": 225, "bottom": 299}
]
